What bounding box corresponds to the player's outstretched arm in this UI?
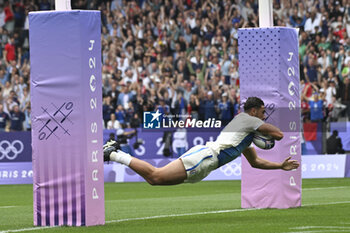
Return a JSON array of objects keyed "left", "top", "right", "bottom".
[
  {"left": 242, "top": 147, "right": 300, "bottom": 170},
  {"left": 257, "top": 123, "right": 284, "bottom": 141}
]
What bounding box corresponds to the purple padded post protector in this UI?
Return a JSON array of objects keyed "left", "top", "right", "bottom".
[
  {"left": 239, "top": 28, "right": 301, "bottom": 208},
  {"left": 29, "top": 11, "right": 104, "bottom": 226}
]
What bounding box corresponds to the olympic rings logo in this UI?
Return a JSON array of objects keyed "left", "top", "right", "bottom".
[
  {"left": 219, "top": 162, "right": 241, "bottom": 176},
  {"left": 0, "top": 140, "right": 24, "bottom": 160}
]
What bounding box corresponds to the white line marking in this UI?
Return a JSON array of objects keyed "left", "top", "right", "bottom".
[
  {"left": 303, "top": 186, "right": 349, "bottom": 191},
  {"left": 105, "top": 201, "right": 350, "bottom": 224},
  {"left": 0, "top": 226, "right": 57, "bottom": 233},
  {"left": 1, "top": 201, "right": 350, "bottom": 233},
  {"left": 0, "top": 206, "right": 16, "bottom": 209},
  {"left": 105, "top": 208, "right": 258, "bottom": 223},
  {"left": 303, "top": 201, "right": 350, "bottom": 206},
  {"left": 286, "top": 230, "right": 350, "bottom": 233},
  {"left": 291, "top": 226, "right": 350, "bottom": 230}
]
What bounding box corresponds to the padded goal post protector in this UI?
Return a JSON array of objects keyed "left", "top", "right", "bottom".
[
  {"left": 29, "top": 11, "right": 104, "bottom": 226},
  {"left": 239, "top": 27, "right": 301, "bottom": 208}
]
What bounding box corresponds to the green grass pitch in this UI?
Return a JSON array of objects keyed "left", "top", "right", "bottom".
[{"left": 0, "top": 178, "right": 349, "bottom": 233}]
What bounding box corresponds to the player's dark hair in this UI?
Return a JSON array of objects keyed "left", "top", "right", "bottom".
[{"left": 244, "top": 97, "right": 264, "bottom": 111}]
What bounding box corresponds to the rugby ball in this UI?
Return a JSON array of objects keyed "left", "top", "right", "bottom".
[{"left": 253, "top": 132, "right": 275, "bottom": 150}]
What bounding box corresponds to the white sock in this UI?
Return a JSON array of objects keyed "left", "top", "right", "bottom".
[{"left": 110, "top": 151, "right": 132, "bottom": 166}]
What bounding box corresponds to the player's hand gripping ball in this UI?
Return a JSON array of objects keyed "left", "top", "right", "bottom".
[{"left": 253, "top": 132, "right": 275, "bottom": 150}]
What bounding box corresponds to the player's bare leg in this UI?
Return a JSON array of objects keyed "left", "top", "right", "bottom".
[
  {"left": 129, "top": 158, "right": 187, "bottom": 185},
  {"left": 103, "top": 141, "right": 187, "bottom": 185}
]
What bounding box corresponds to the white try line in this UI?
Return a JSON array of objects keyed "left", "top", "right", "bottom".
[
  {"left": 303, "top": 201, "right": 350, "bottom": 206},
  {"left": 1, "top": 200, "right": 350, "bottom": 233},
  {"left": 291, "top": 226, "right": 350, "bottom": 230},
  {"left": 303, "top": 186, "right": 349, "bottom": 191},
  {"left": 0, "top": 206, "right": 17, "bottom": 209},
  {"left": 105, "top": 201, "right": 350, "bottom": 224},
  {"left": 282, "top": 225, "right": 350, "bottom": 233},
  {"left": 105, "top": 208, "right": 258, "bottom": 223},
  {"left": 285, "top": 230, "right": 350, "bottom": 233},
  {"left": 0, "top": 226, "right": 57, "bottom": 233}
]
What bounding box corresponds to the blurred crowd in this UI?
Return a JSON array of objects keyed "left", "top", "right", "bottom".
[{"left": 0, "top": 0, "right": 349, "bottom": 133}]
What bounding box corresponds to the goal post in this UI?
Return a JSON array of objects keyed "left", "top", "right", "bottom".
[{"left": 239, "top": 0, "right": 302, "bottom": 208}]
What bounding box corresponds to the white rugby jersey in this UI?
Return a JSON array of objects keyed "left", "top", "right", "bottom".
[{"left": 205, "top": 112, "right": 264, "bottom": 167}]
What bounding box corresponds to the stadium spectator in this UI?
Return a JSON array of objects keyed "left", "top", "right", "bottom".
[
  {"left": 174, "top": 90, "right": 187, "bottom": 118},
  {"left": 328, "top": 95, "right": 347, "bottom": 121},
  {"left": 340, "top": 77, "right": 350, "bottom": 120},
  {"left": 325, "top": 80, "right": 337, "bottom": 106},
  {"left": 0, "top": 6, "right": 5, "bottom": 29},
  {"left": 2, "top": 81, "right": 12, "bottom": 99},
  {"left": 3, "top": 1, "right": 14, "bottom": 33},
  {"left": 3, "top": 36, "right": 16, "bottom": 63},
  {"left": 5, "top": 90, "right": 19, "bottom": 112},
  {"left": 18, "top": 86, "right": 29, "bottom": 111},
  {"left": 9, "top": 104, "right": 24, "bottom": 131},
  {"left": 301, "top": 95, "right": 311, "bottom": 121},
  {"left": 156, "top": 98, "right": 170, "bottom": 116},
  {"left": 218, "top": 92, "right": 234, "bottom": 126},
  {"left": 203, "top": 91, "right": 217, "bottom": 120},
  {"left": 304, "top": 10, "right": 322, "bottom": 36},
  {"left": 107, "top": 112, "right": 121, "bottom": 130},
  {"left": 289, "top": 8, "right": 307, "bottom": 28},
  {"left": 39, "top": 0, "right": 51, "bottom": 11},
  {"left": 326, "top": 130, "right": 345, "bottom": 154},
  {"left": 183, "top": 82, "right": 194, "bottom": 103},
  {"left": 23, "top": 104, "right": 30, "bottom": 131},
  {"left": 103, "top": 96, "right": 114, "bottom": 127},
  {"left": 0, "top": 68, "right": 7, "bottom": 86},
  {"left": 188, "top": 94, "right": 199, "bottom": 120},
  {"left": 125, "top": 101, "right": 136, "bottom": 124},
  {"left": 117, "top": 83, "right": 134, "bottom": 109},
  {"left": 107, "top": 81, "right": 119, "bottom": 109},
  {"left": 220, "top": 53, "right": 233, "bottom": 85},
  {"left": 115, "top": 104, "right": 126, "bottom": 124},
  {"left": 0, "top": 102, "right": 9, "bottom": 131},
  {"left": 309, "top": 94, "right": 324, "bottom": 122},
  {"left": 304, "top": 57, "right": 319, "bottom": 83}
]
